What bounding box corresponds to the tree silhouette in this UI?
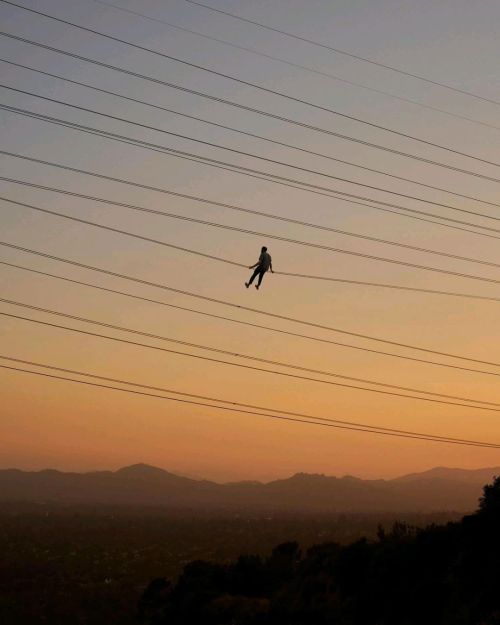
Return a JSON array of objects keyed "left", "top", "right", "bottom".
[{"left": 479, "top": 476, "right": 500, "bottom": 516}]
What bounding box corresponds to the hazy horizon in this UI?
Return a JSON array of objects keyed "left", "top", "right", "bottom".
[{"left": 3, "top": 460, "right": 500, "bottom": 485}]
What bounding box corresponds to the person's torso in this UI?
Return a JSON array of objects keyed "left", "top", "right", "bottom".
[{"left": 259, "top": 252, "right": 272, "bottom": 270}]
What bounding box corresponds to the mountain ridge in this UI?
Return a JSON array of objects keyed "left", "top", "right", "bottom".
[{"left": 1, "top": 463, "right": 498, "bottom": 512}]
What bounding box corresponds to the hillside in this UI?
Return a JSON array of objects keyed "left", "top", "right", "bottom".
[{"left": 138, "top": 477, "right": 500, "bottom": 625}]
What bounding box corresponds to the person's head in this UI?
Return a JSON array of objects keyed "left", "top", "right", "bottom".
[{"left": 261, "top": 246, "right": 268, "bottom": 253}]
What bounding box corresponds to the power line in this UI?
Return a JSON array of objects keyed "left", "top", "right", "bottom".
[
  {"left": 3, "top": 241, "right": 500, "bottom": 305},
  {"left": 4, "top": 111, "right": 500, "bottom": 243},
  {"left": 185, "top": 0, "right": 500, "bottom": 108},
  {"left": 2, "top": 353, "right": 499, "bottom": 447},
  {"left": 5, "top": 180, "right": 500, "bottom": 291},
  {"left": 4, "top": 33, "right": 500, "bottom": 190},
  {"left": 91, "top": 0, "right": 500, "bottom": 133},
  {"left": 5, "top": 86, "right": 500, "bottom": 226},
  {"left": 3, "top": 152, "right": 500, "bottom": 257},
  {"left": 5, "top": 58, "right": 500, "bottom": 212},
  {"left": 2, "top": 0, "right": 500, "bottom": 169},
  {"left": 2, "top": 361, "right": 498, "bottom": 448},
  {"left": 7, "top": 175, "right": 500, "bottom": 270},
  {"left": 3, "top": 258, "right": 500, "bottom": 379},
  {"left": 3, "top": 308, "right": 500, "bottom": 412},
  {"left": 0, "top": 357, "right": 470, "bottom": 449},
  {"left": 0, "top": 195, "right": 242, "bottom": 266},
  {"left": 5, "top": 195, "right": 500, "bottom": 287},
  {"left": 5, "top": 296, "right": 500, "bottom": 405},
  {"left": 2, "top": 239, "right": 499, "bottom": 365}
]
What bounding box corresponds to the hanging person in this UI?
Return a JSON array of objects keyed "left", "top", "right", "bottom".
[{"left": 245, "top": 246, "right": 273, "bottom": 290}]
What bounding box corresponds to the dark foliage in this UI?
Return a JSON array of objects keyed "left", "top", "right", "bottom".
[{"left": 140, "top": 477, "right": 500, "bottom": 625}]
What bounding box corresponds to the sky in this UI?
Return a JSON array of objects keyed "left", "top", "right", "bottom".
[{"left": 1, "top": 0, "right": 500, "bottom": 482}]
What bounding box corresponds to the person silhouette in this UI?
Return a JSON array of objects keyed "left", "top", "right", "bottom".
[{"left": 245, "top": 246, "right": 273, "bottom": 290}]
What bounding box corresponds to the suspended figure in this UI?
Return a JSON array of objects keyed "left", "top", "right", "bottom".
[{"left": 245, "top": 246, "right": 273, "bottom": 290}]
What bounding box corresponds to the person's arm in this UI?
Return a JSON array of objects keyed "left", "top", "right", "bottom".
[
  {"left": 270, "top": 261, "right": 274, "bottom": 273},
  {"left": 249, "top": 262, "right": 259, "bottom": 269}
]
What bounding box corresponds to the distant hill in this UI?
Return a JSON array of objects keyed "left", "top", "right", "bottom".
[
  {"left": 1, "top": 463, "right": 499, "bottom": 512},
  {"left": 395, "top": 465, "right": 500, "bottom": 484}
]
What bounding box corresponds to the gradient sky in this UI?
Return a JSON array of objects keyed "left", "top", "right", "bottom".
[{"left": 1, "top": 0, "right": 500, "bottom": 482}]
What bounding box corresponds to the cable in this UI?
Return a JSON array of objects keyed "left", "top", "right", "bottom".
[
  {"left": 4, "top": 161, "right": 500, "bottom": 299},
  {"left": 6, "top": 178, "right": 500, "bottom": 273},
  {"left": 4, "top": 33, "right": 500, "bottom": 189},
  {"left": 0, "top": 354, "right": 488, "bottom": 444},
  {"left": 91, "top": 0, "right": 500, "bottom": 133},
  {"left": 3, "top": 152, "right": 500, "bottom": 253},
  {"left": 1, "top": 354, "right": 499, "bottom": 447},
  {"left": 2, "top": 362, "right": 498, "bottom": 448},
  {"left": 5, "top": 296, "right": 500, "bottom": 405},
  {"left": 5, "top": 111, "right": 500, "bottom": 243},
  {"left": 6, "top": 58, "right": 500, "bottom": 212},
  {"left": 0, "top": 195, "right": 236, "bottom": 268},
  {"left": 3, "top": 309, "right": 500, "bottom": 413},
  {"left": 5, "top": 86, "right": 500, "bottom": 226},
  {"left": 2, "top": 239, "right": 499, "bottom": 365},
  {"left": 4, "top": 240, "right": 500, "bottom": 307},
  {"left": 185, "top": 0, "right": 500, "bottom": 108},
  {"left": 2, "top": 1, "right": 500, "bottom": 169},
  {"left": 7, "top": 175, "right": 500, "bottom": 271},
  {"left": 5, "top": 195, "right": 500, "bottom": 287},
  {"left": 3, "top": 258, "right": 500, "bottom": 380}
]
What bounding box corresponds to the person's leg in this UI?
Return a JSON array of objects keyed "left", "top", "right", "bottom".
[
  {"left": 247, "top": 267, "right": 260, "bottom": 286},
  {"left": 255, "top": 270, "right": 265, "bottom": 289}
]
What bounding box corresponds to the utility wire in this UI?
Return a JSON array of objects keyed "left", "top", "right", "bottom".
[
  {"left": 3, "top": 309, "right": 500, "bottom": 413},
  {"left": 4, "top": 110, "right": 500, "bottom": 242},
  {"left": 4, "top": 240, "right": 500, "bottom": 304},
  {"left": 4, "top": 33, "right": 500, "bottom": 188},
  {"left": 185, "top": 0, "right": 500, "bottom": 108},
  {"left": 0, "top": 196, "right": 238, "bottom": 267},
  {"left": 6, "top": 58, "right": 500, "bottom": 212},
  {"left": 2, "top": 362, "right": 498, "bottom": 448},
  {"left": 3, "top": 151, "right": 500, "bottom": 252},
  {"left": 7, "top": 176, "right": 500, "bottom": 270},
  {"left": 2, "top": 239, "right": 499, "bottom": 365},
  {"left": 5, "top": 296, "right": 500, "bottom": 405},
  {"left": 3, "top": 258, "right": 500, "bottom": 379},
  {"left": 6, "top": 179, "right": 500, "bottom": 304},
  {"left": 1, "top": 354, "right": 499, "bottom": 447},
  {"left": 2, "top": 0, "right": 500, "bottom": 169},
  {"left": 5, "top": 195, "right": 500, "bottom": 287},
  {"left": 91, "top": 0, "right": 500, "bottom": 133},
  {"left": 5, "top": 86, "right": 500, "bottom": 226}
]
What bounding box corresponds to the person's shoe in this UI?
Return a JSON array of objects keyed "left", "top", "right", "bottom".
[
  {"left": 245, "top": 282, "right": 250, "bottom": 288},
  {"left": 255, "top": 285, "right": 259, "bottom": 290}
]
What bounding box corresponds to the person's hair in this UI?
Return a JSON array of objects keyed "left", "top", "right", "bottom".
[{"left": 261, "top": 246, "right": 268, "bottom": 252}]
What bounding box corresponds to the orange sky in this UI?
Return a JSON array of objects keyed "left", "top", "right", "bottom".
[{"left": 1, "top": 0, "right": 500, "bottom": 482}]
